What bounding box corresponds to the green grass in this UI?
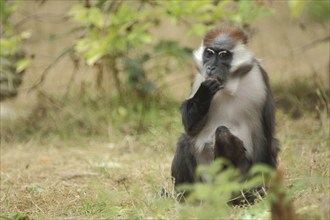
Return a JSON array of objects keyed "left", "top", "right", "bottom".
[{"left": 0, "top": 88, "right": 181, "bottom": 144}]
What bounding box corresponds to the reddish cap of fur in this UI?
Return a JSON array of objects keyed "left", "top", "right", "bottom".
[{"left": 203, "top": 25, "right": 248, "bottom": 46}]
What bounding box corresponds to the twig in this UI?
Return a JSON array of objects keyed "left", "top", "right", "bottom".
[
  {"left": 60, "top": 172, "right": 98, "bottom": 181},
  {"left": 63, "top": 58, "right": 79, "bottom": 99},
  {"left": 107, "top": 56, "right": 124, "bottom": 100},
  {"left": 28, "top": 194, "right": 45, "bottom": 214},
  {"left": 288, "top": 35, "right": 330, "bottom": 56},
  {"left": 240, "top": 190, "right": 252, "bottom": 206},
  {"left": 28, "top": 46, "right": 74, "bottom": 92},
  {"left": 156, "top": 73, "right": 191, "bottom": 91},
  {"left": 16, "top": 9, "right": 69, "bottom": 25},
  {"left": 37, "top": 91, "right": 85, "bottom": 122}
]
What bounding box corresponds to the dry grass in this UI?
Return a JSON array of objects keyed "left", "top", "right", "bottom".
[
  {"left": 277, "top": 113, "right": 330, "bottom": 220},
  {"left": 1, "top": 107, "right": 329, "bottom": 219},
  {"left": 0, "top": 140, "right": 174, "bottom": 218}
]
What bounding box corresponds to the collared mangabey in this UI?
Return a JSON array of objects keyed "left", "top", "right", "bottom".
[{"left": 171, "top": 25, "right": 279, "bottom": 202}]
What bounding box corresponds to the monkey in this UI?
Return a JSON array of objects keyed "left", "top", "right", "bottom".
[{"left": 171, "top": 25, "right": 279, "bottom": 203}]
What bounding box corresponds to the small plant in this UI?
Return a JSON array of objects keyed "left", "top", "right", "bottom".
[
  {"left": 0, "top": 0, "right": 32, "bottom": 101},
  {"left": 289, "top": 0, "right": 330, "bottom": 22},
  {"left": 67, "top": 0, "right": 272, "bottom": 103},
  {"left": 177, "top": 159, "right": 274, "bottom": 218}
]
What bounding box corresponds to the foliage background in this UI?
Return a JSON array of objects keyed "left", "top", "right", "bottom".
[{"left": 0, "top": 0, "right": 329, "bottom": 219}]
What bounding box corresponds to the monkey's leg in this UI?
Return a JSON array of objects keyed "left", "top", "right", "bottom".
[
  {"left": 181, "top": 79, "right": 221, "bottom": 136},
  {"left": 214, "top": 126, "right": 263, "bottom": 205},
  {"left": 214, "top": 126, "right": 251, "bottom": 173}
]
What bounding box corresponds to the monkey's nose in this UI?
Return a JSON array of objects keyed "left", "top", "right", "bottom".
[{"left": 206, "top": 66, "right": 216, "bottom": 75}]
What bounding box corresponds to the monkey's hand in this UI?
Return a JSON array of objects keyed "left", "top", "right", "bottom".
[
  {"left": 181, "top": 79, "right": 222, "bottom": 135},
  {"left": 208, "top": 74, "right": 225, "bottom": 85},
  {"left": 194, "top": 79, "right": 222, "bottom": 103}
]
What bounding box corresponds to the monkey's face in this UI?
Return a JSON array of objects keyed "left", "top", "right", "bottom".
[
  {"left": 194, "top": 26, "right": 253, "bottom": 87},
  {"left": 202, "top": 45, "right": 233, "bottom": 84}
]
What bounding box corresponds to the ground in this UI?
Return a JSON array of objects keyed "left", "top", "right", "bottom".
[
  {"left": 1, "top": 138, "right": 173, "bottom": 218},
  {"left": 1, "top": 109, "right": 329, "bottom": 219}
]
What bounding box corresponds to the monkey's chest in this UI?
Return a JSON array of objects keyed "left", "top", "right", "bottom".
[{"left": 193, "top": 92, "right": 260, "bottom": 162}]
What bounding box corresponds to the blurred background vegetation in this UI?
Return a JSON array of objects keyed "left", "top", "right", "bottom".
[
  {"left": 0, "top": 0, "right": 329, "bottom": 219},
  {"left": 1, "top": 0, "right": 328, "bottom": 142}
]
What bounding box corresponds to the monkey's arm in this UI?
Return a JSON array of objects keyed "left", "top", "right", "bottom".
[{"left": 181, "top": 80, "right": 221, "bottom": 136}]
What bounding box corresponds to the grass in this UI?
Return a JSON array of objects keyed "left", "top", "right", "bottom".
[{"left": 0, "top": 82, "right": 329, "bottom": 219}]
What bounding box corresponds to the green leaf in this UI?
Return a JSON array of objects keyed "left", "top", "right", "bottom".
[
  {"left": 75, "top": 38, "right": 91, "bottom": 53},
  {"left": 16, "top": 58, "right": 32, "bottom": 72},
  {"left": 249, "top": 164, "right": 274, "bottom": 176},
  {"left": 20, "top": 31, "right": 31, "bottom": 40},
  {"left": 289, "top": 0, "right": 309, "bottom": 19},
  {"left": 87, "top": 7, "right": 104, "bottom": 28},
  {"left": 68, "top": 5, "right": 104, "bottom": 28},
  {"left": 86, "top": 52, "right": 102, "bottom": 66},
  {"left": 0, "top": 36, "right": 20, "bottom": 56},
  {"left": 68, "top": 5, "right": 87, "bottom": 22},
  {"left": 85, "top": 42, "right": 106, "bottom": 66}
]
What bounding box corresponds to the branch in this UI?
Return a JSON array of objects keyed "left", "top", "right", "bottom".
[
  {"left": 290, "top": 35, "right": 330, "bottom": 55},
  {"left": 28, "top": 46, "right": 74, "bottom": 92},
  {"left": 63, "top": 57, "right": 79, "bottom": 99}
]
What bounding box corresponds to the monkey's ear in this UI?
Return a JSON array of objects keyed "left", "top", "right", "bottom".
[{"left": 193, "top": 44, "right": 204, "bottom": 72}]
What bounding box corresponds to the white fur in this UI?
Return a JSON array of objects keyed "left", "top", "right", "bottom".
[
  {"left": 230, "top": 44, "right": 254, "bottom": 73},
  {"left": 193, "top": 43, "right": 204, "bottom": 71},
  {"left": 190, "top": 43, "right": 266, "bottom": 163},
  {"left": 189, "top": 73, "right": 205, "bottom": 99},
  {"left": 190, "top": 44, "right": 205, "bottom": 99}
]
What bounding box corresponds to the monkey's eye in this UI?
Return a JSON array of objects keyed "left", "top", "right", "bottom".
[
  {"left": 204, "top": 48, "right": 215, "bottom": 58},
  {"left": 218, "top": 50, "right": 230, "bottom": 58}
]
